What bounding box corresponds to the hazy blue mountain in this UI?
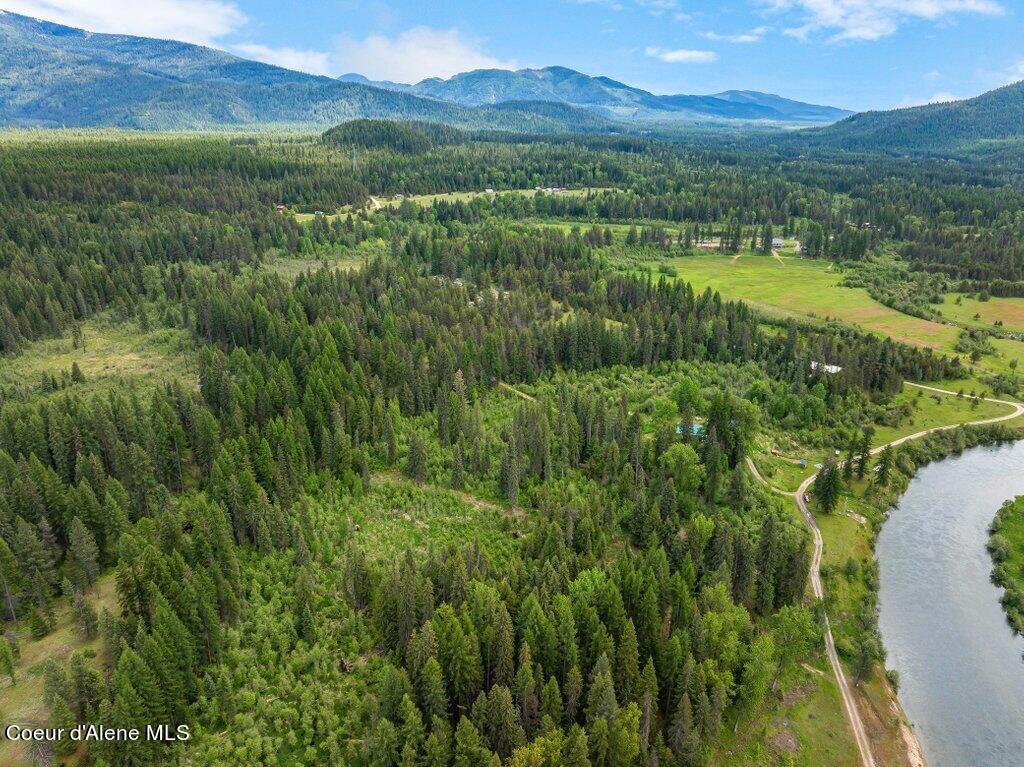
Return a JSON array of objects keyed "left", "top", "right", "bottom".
[
  {"left": 351, "top": 66, "right": 852, "bottom": 124},
  {"left": 710, "top": 90, "right": 851, "bottom": 124},
  {"left": 797, "top": 81, "right": 1024, "bottom": 154},
  {"left": 338, "top": 73, "right": 415, "bottom": 93},
  {"left": 0, "top": 11, "right": 613, "bottom": 132}
]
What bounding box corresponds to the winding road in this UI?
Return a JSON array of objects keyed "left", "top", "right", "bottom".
[{"left": 751, "top": 382, "right": 1024, "bottom": 767}]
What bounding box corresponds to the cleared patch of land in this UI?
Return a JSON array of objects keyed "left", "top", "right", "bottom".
[
  {"left": 337, "top": 475, "right": 521, "bottom": 566},
  {"left": 0, "top": 576, "right": 116, "bottom": 766},
  {"left": 0, "top": 316, "right": 195, "bottom": 400},
  {"left": 391, "top": 186, "right": 614, "bottom": 207},
  {"left": 294, "top": 187, "right": 616, "bottom": 220},
  {"left": 261, "top": 240, "right": 387, "bottom": 280},
  {"left": 711, "top": 661, "right": 861, "bottom": 767}
]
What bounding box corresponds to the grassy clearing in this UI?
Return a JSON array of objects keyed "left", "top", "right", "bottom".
[
  {"left": 752, "top": 382, "right": 1017, "bottom": 493},
  {"left": 336, "top": 476, "right": 521, "bottom": 567},
  {"left": 710, "top": 660, "right": 860, "bottom": 767},
  {"left": 940, "top": 293, "right": 1024, "bottom": 333},
  {"left": 0, "top": 316, "right": 195, "bottom": 401},
  {"left": 657, "top": 251, "right": 953, "bottom": 345},
  {"left": 871, "top": 386, "right": 1012, "bottom": 444},
  {"left": 0, "top": 576, "right": 117, "bottom": 767},
  {"left": 260, "top": 239, "right": 387, "bottom": 280}
]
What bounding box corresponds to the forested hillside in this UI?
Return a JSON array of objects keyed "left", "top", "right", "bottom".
[
  {"left": 797, "top": 80, "right": 1024, "bottom": 155},
  {"left": 1, "top": 124, "right": 1020, "bottom": 767}
]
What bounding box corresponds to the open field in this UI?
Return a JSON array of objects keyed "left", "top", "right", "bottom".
[
  {"left": 613, "top": 249, "right": 1024, "bottom": 378},
  {"left": 940, "top": 293, "right": 1024, "bottom": 333},
  {"left": 0, "top": 577, "right": 117, "bottom": 766},
  {"left": 0, "top": 316, "right": 195, "bottom": 401}
]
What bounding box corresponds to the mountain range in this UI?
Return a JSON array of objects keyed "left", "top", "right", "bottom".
[
  {"left": 0, "top": 10, "right": 615, "bottom": 132},
  {"left": 340, "top": 67, "right": 853, "bottom": 124},
  {"left": 1, "top": 8, "right": 1022, "bottom": 157},
  {"left": 0, "top": 10, "right": 847, "bottom": 131}
]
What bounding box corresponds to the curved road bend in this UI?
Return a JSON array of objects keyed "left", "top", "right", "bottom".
[{"left": 755, "top": 383, "right": 1024, "bottom": 767}]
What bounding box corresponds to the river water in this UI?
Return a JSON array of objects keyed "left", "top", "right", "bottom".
[{"left": 877, "top": 440, "right": 1024, "bottom": 767}]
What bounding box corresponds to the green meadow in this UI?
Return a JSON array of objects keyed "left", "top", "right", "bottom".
[{"left": 616, "top": 249, "right": 1024, "bottom": 379}]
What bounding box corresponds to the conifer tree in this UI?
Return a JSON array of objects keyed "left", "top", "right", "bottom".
[
  {"left": 813, "top": 459, "right": 841, "bottom": 514},
  {"left": 419, "top": 657, "right": 449, "bottom": 721},
  {"left": 585, "top": 653, "right": 618, "bottom": 726},
  {"left": 73, "top": 591, "right": 100, "bottom": 639},
  {"left": 614, "top": 620, "right": 640, "bottom": 704},
  {"left": 407, "top": 432, "right": 428, "bottom": 484},
  {"left": 68, "top": 651, "right": 104, "bottom": 722},
  {"left": 541, "top": 676, "right": 563, "bottom": 726},
  {"left": 877, "top": 444, "right": 895, "bottom": 486},
  {"left": 562, "top": 723, "right": 591, "bottom": 767},
  {"left": 451, "top": 442, "right": 465, "bottom": 490},
  {"left": 0, "top": 636, "right": 16, "bottom": 685},
  {"left": 67, "top": 517, "right": 101, "bottom": 589},
  {"left": 564, "top": 664, "right": 584, "bottom": 724}
]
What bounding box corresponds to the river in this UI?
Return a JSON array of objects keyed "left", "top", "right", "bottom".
[{"left": 877, "top": 440, "right": 1024, "bottom": 767}]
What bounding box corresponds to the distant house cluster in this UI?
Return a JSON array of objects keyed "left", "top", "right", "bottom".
[{"left": 534, "top": 186, "right": 566, "bottom": 193}]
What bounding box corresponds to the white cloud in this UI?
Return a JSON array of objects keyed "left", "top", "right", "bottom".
[
  {"left": 334, "top": 27, "right": 518, "bottom": 84},
  {"left": 232, "top": 43, "right": 333, "bottom": 77},
  {"left": 702, "top": 26, "right": 772, "bottom": 43},
  {"left": 571, "top": 0, "right": 624, "bottom": 10},
  {"left": 765, "top": 0, "right": 1003, "bottom": 42},
  {"left": 1004, "top": 60, "right": 1024, "bottom": 84},
  {"left": 2, "top": 0, "right": 246, "bottom": 46},
  {"left": 645, "top": 46, "right": 718, "bottom": 64},
  {"left": 895, "top": 91, "right": 961, "bottom": 107},
  {"left": 636, "top": 0, "right": 679, "bottom": 13},
  {"left": 571, "top": 0, "right": 680, "bottom": 15}
]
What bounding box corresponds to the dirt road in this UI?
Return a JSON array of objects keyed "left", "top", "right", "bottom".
[{"left": 753, "top": 382, "right": 1023, "bottom": 767}]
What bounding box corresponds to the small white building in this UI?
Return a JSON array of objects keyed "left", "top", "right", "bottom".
[
  {"left": 772, "top": 237, "right": 785, "bottom": 248},
  {"left": 811, "top": 361, "right": 843, "bottom": 375}
]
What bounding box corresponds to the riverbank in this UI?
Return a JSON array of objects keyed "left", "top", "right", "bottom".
[
  {"left": 878, "top": 440, "right": 1024, "bottom": 766},
  {"left": 827, "top": 423, "right": 1022, "bottom": 766},
  {"left": 987, "top": 495, "right": 1024, "bottom": 635}
]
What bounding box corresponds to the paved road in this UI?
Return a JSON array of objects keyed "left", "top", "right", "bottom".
[{"left": 752, "top": 382, "right": 1023, "bottom": 767}]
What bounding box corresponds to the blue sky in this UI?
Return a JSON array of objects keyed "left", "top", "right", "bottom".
[{"left": 5, "top": 0, "right": 1024, "bottom": 110}]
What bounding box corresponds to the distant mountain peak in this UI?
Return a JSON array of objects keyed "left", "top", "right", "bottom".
[{"left": 382, "top": 65, "right": 851, "bottom": 123}]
